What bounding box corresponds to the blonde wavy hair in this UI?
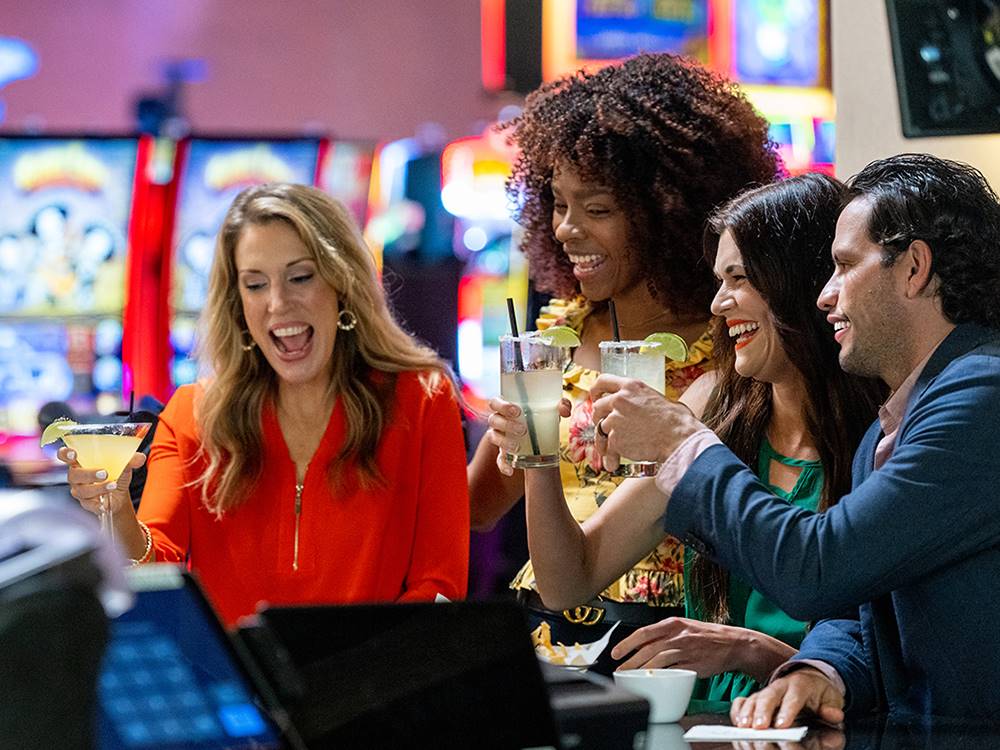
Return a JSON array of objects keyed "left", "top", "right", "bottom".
[{"left": 196, "top": 183, "right": 454, "bottom": 515}]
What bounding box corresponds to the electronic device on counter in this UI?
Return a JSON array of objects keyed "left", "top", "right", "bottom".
[
  {"left": 238, "top": 600, "right": 650, "bottom": 749},
  {"left": 99, "top": 565, "right": 304, "bottom": 750}
]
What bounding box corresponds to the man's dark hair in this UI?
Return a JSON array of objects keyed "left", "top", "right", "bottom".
[{"left": 847, "top": 153, "right": 1000, "bottom": 329}]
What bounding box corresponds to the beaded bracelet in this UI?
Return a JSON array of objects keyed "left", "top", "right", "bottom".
[{"left": 130, "top": 520, "right": 154, "bottom": 567}]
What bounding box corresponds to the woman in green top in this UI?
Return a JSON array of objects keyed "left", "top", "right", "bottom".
[
  {"left": 681, "top": 441, "right": 824, "bottom": 705},
  {"left": 494, "top": 174, "right": 885, "bottom": 703},
  {"left": 607, "top": 173, "right": 886, "bottom": 704}
]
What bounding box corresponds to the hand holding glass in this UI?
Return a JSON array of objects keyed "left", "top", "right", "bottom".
[
  {"left": 599, "top": 341, "right": 666, "bottom": 477},
  {"left": 499, "top": 334, "right": 567, "bottom": 469},
  {"left": 61, "top": 422, "right": 151, "bottom": 541}
]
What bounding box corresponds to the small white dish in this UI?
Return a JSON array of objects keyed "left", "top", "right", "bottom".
[{"left": 613, "top": 668, "right": 697, "bottom": 724}]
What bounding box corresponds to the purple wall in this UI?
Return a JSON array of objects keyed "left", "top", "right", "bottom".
[{"left": 0, "top": 0, "right": 520, "bottom": 141}]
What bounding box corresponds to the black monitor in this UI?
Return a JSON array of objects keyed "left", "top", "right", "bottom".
[
  {"left": 240, "top": 601, "right": 561, "bottom": 749},
  {"left": 886, "top": 0, "right": 1000, "bottom": 137}
]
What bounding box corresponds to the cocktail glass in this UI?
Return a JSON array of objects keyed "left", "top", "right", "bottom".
[
  {"left": 499, "top": 334, "right": 568, "bottom": 469},
  {"left": 61, "top": 422, "right": 151, "bottom": 542},
  {"left": 599, "top": 340, "right": 666, "bottom": 477}
]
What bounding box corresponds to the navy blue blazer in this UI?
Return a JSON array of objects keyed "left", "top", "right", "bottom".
[{"left": 664, "top": 324, "right": 1000, "bottom": 720}]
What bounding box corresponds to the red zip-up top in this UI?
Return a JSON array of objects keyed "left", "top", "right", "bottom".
[{"left": 139, "top": 371, "right": 469, "bottom": 626}]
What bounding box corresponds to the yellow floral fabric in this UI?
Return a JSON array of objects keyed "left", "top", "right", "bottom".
[{"left": 510, "top": 296, "right": 714, "bottom": 606}]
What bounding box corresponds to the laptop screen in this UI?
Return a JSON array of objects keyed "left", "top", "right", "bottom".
[{"left": 97, "top": 565, "right": 290, "bottom": 750}]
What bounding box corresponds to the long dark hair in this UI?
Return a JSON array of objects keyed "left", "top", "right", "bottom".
[{"left": 690, "top": 173, "right": 886, "bottom": 622}]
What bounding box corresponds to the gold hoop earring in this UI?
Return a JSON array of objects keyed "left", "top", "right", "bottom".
[
  {"left": 337, "top": 309, "right": 358, "bottom": 331},
  {"left": 240, "top": 330, "right": 256, "bottom": 351}
]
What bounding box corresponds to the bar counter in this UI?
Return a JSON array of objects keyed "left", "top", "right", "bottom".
[{"left": 671, "top": 712, "right": 1000, "bottom": 750}]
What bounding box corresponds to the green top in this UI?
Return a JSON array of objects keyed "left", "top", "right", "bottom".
[{"left": 684, "top": 438, "right": 824, "bottom": 710}]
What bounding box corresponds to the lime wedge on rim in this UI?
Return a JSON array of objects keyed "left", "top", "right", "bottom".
[
  {"left": 40, "top": 417, "right": 78, "bottom": 447},
  {"left": 535, "top": 325, "right": 582, "bottom": 348},
  {"left": 641, "top": 332, "right": 689, "bottom": 362}
]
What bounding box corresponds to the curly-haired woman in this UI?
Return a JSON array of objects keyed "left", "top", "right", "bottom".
[{"left": 468, "top": 53, "right": 779, "bottom": 670}]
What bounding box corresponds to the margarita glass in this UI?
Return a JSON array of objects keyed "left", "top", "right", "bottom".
[
  {"left": 61, "top": 422, "right": 151, "bottom": 541},
  {"left": 599, "top": 341, "right": 666, "bottom": 477}
]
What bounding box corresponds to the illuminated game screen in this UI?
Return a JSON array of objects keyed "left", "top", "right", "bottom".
[
  {"left": 734, "top": 0, "right": 823, "bottom": 86},
  {"left": 170, "top": 139, "right": 321, "bottom": 387},
  {"left": 0, "top": 137, "right": 138, "bottom": 433},
  {"left": 574, "top": 0, "right": 709, "bottom": 61}
]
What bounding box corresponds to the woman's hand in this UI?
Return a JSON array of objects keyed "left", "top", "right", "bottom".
[
  {"left": 58, "top": 445, "right": 147, "bottom": 517},
  {"left": 486, "top": 397, "right": 571, "bottom": 476},
  {"left": 610, "top": 617, "right": 796, "bottom": 681}
]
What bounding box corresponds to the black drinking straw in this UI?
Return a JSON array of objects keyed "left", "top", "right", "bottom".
[
  {"left": 128, "top": 390, "right": 135, "bottom": 419},
  {"left": 609, "top": 299, "right": 621, "bottom": 342},
  {"left": 506, "top": 298, "right": 525, "bottom": 369},
  {"left": 506, "top": 297, "right": 540, "bottom": 456}
]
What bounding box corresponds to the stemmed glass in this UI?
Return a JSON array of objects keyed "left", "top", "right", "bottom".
[{"left": 60, "top": 422, "right": 152, "bottom": 542}]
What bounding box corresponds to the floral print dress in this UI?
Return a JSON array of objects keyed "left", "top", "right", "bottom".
[{"left": 510, "top": 296, "right": 714, "bottom": 608}]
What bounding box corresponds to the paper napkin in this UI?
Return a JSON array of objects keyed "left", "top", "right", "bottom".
[{"left": 683, "top": 725, "right": 808, "bottom": 742}]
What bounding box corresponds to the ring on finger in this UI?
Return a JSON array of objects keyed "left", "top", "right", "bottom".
[{"left": 596, "top": 417, "right": 609, "bottom": 439}]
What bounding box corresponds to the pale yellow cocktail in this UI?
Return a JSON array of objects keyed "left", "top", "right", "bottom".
[{"left": 61, "top": 422, "right": 152, "bottom": 539}]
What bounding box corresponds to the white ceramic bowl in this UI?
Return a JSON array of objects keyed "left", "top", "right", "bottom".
[{"left": 613, "top": 668, "right": 697, "bottom": 723}]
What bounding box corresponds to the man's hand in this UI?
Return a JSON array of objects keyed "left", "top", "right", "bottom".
[
  {"left": 611, "top": 617, "right": 796, "bottom": 682},
  {"left": 590, "top": 374, "right": 702, "bottom": 472},
  {"left": 731, "top": 668, "right": 845, "bottom": 730}
]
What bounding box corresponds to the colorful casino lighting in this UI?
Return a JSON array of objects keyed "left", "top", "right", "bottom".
[
  {"left": 483, "top": 0, "right": 835, "bottom": 174},
  {"left": 0, "top": 37, "right": 38, "bottom": 121}
]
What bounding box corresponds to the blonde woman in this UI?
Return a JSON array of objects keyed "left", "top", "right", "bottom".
[{"left": 61, "top": 184, "right": 469, "bottom": 625}]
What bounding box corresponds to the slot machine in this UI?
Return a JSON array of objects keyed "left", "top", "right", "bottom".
[
  {"left": 0, "top": 135, "right": 153, "bottom": 481},
  {"left": 483, "top": 0, "right": 835, "bottom": 174}
]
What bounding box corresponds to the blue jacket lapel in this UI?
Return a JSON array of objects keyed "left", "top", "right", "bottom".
[
  {"left": 853, "top": 420, "right": 882, "bottom": 488},
  {"left": 901, "top": 324, "right": 1000, "bottom": 432}
]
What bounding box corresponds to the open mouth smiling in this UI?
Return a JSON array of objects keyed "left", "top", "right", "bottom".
[
  {"left": 833, "top": 319, "right": 851, "bottom": 343},
  {"left": 728, "top": 319, "right": 760, "bottom": 350},
  {"left": 270, "top": 324, "right": 314, "bottom": 355},
  {"left": 566, "top": 253, "right": 607, "bottom": 278}
]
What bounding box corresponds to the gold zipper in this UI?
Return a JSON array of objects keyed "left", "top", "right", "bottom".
[{"left": 293, "top": 482, "right": 303, "bottom": 571}]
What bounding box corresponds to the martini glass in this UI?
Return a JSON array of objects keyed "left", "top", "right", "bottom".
[{"left": 61, "top": 422, "right": 151, "bottom": 543}]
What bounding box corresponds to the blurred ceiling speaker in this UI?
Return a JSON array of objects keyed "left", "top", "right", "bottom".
[{"left": 886, "top": 0, "right": 1000, "bottom": 136}]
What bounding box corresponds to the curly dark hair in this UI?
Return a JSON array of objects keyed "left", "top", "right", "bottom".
[
  {"left": 500, "top": 53, "right": 780, "bottom": 318},
  {"left": 690, "top": 174, "right": 886, "bottom": 623},
  {"left": 848, "top": 153, "right": 1000, "bottom": 329}
]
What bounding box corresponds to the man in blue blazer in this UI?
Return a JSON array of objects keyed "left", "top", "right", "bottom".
[{"left": 591, "top": 154, "right": 1000, "bottom": 725}]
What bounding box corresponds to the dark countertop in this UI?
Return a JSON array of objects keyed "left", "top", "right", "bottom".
[{"left": 670, "top": 712, "right": 1000, "bottom": 750}]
